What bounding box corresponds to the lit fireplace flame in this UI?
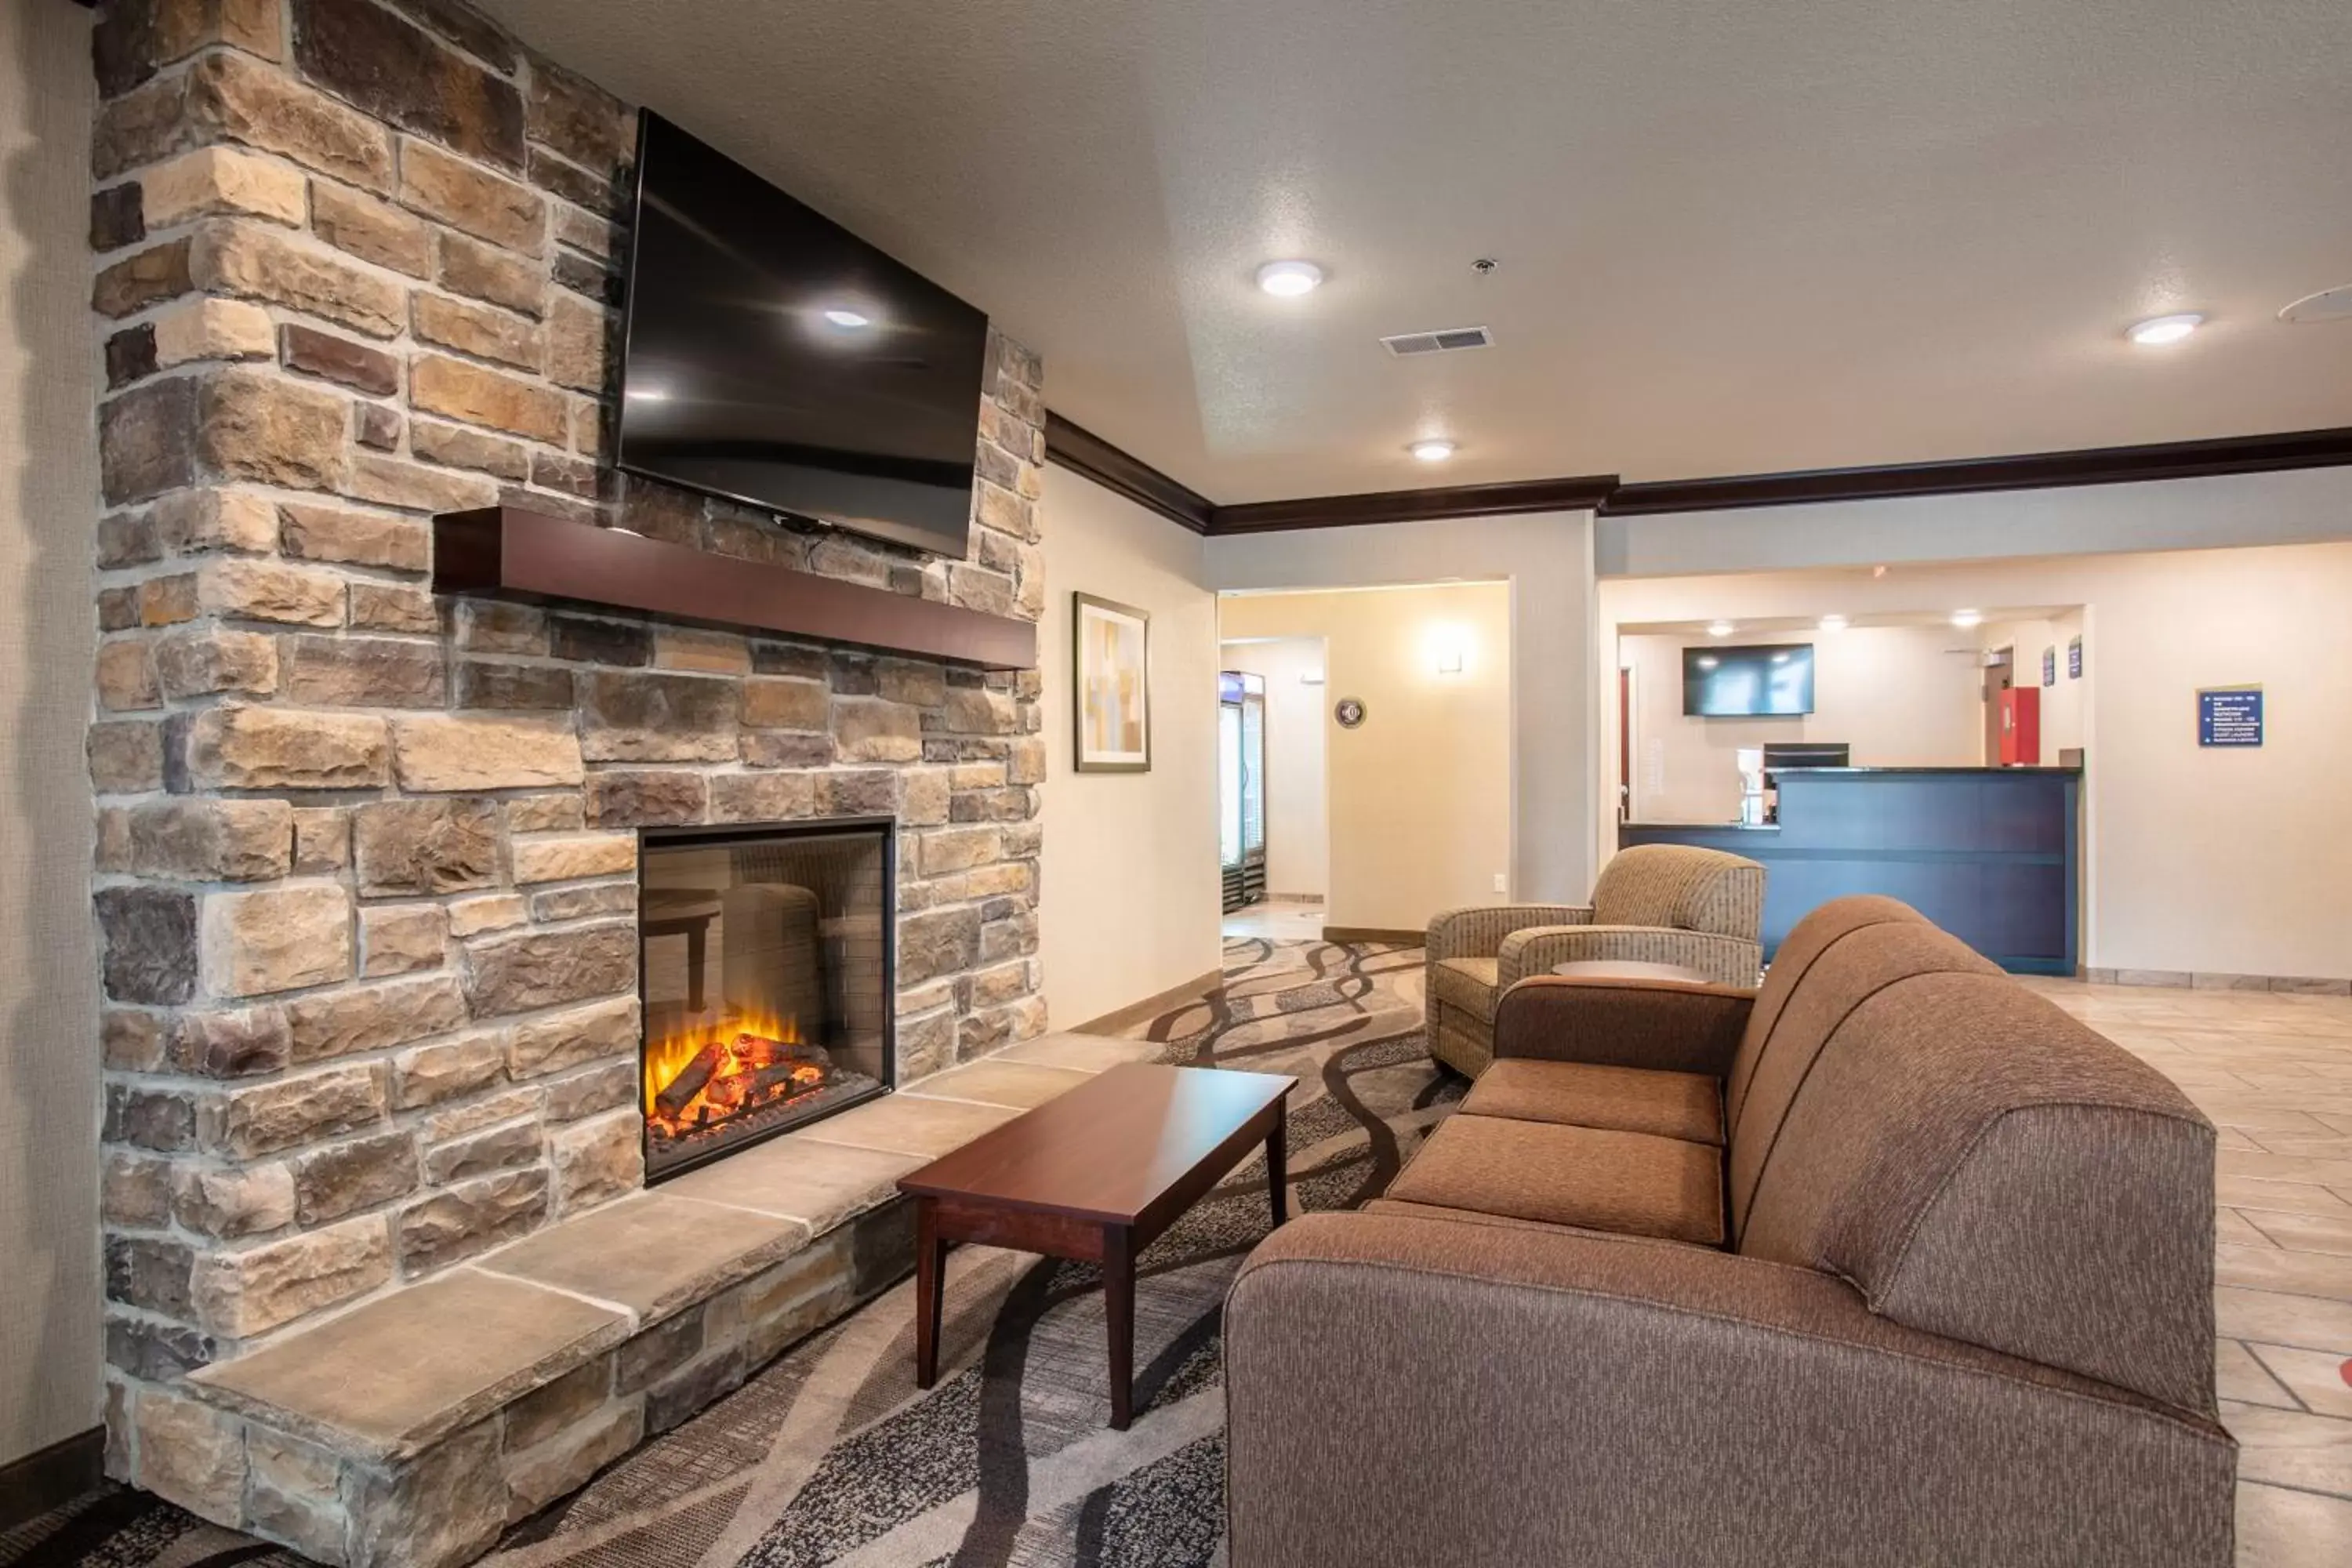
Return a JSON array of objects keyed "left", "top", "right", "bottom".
[{"left": 642, "top": 1007, "right": 831, "bottom": 1141}]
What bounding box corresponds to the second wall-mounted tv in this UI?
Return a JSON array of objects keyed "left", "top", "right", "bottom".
[
  {"left": 1683, "top": 643, "right": 1817, "bottom": 717},
  {"left": 616, "top": 113, "right": 989, "bottom": 558}
]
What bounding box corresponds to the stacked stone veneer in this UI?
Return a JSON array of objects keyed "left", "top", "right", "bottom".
[{"left": 86, "top": 0, "right": 1047, "bottom": 1512}]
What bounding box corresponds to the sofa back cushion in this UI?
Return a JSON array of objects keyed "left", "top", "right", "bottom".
[
  {"left": 1736, "top": 970, "right": 2216, "bottom": 1413},
  {"left": 1589, "top": 844, "right": 1765, "bottom": 938},
  {"left": 1726, "top": 916, "right": 1998, "bottom": 1235},
  {"left": 1722, "top": 895, "right": 1926, "bottom": 1143}
]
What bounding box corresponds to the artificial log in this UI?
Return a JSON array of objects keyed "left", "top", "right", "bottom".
[
  {"left": 653, "top": 1034, "right": 833, "bottom": 1118},
  {"left": 654, "top": 1040, "right": 728, "bottom": 1118},
  {"left": 732, "top": 1058, "right": 833, "bottom": 1102}
]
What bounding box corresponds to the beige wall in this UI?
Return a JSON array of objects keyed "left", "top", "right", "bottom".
[
  {"left": 1220, "top": 637, "right": 1328, "bottom": 901},
  {"left": 2, "top": 0, "right": 101, "bottom": 1465},
  {"left": 1596, "top": 464, "right": 2352, "bottom": 579},
  {"left": 1601, "top": 543, "right": 2352, "bottom": 981},
  {"left": 1206, "top": 511, "right": 1599, "bottom": 903},
  {"left": 1221, "top": 585, "right": 1512, "bottom": 932},
  {"left": 1037, "top": 470, "right": 1224, "bottom": 1024},
  {"left": 1623, "top": 626, "right": 1984, "bottom": 823}
]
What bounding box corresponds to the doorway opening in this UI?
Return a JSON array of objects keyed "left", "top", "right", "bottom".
[
  {"left": 1218, "top": 633, "right": 1331, "bottom": 943},
  {"left": 1218, "top": 669, "right": 1268, "bottom": 912}
]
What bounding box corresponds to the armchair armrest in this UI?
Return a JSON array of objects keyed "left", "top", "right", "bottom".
[
  {"left": 1425, "top": 904, "right": 1590, "bottom": 961},
  {"left": 1497, "top": 924, "right": 1760, "bottom": 989},
  {"left": 1491, "top": 975, "right": 1752, "bottom": 1076},
  {"left": 1225, "top": 1214, "right": 2232, "bottom": 1568}
]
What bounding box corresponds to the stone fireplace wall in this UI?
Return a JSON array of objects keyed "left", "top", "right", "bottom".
[{"left": 85, "top": 0, "right": 1047, "bottom": 1486}]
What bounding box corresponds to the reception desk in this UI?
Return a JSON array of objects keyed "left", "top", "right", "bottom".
[{"left": 1620, "top": 767, "right": 2080, "bottom": 974}]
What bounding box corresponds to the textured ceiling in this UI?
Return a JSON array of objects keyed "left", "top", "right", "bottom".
[{"left": 479, "top": 0, "right": 2352, "bottom": 502}]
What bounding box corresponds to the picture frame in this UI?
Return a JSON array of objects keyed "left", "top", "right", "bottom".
[{"left": 1073, "top": 593, "right": 1152, "bottom": 772}]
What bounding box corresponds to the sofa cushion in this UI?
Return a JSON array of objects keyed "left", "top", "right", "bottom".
[
  {"left": 1737, "top": 970, "right": 2217, "bottom": 1415},
  {"left": 1723, "top": 895, "right": 1926, "bottom": 1137},
  {"left": 1432, "top": 956, "right": 1501, "bottom": 1023},
  {"left": 1463, "top": 1058, "right": 1723, "bottom": 1145},
  {"left": 1726, "top": 920, "right": 1998, "bottom": 1236},
  {"left": 1387, "top": 1116, "right": 1724, "bottom": 1245}
]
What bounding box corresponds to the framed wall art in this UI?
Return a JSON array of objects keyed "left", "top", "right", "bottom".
[{"left": 1073, "top": 593, "right": 1152, "bottom": 772}]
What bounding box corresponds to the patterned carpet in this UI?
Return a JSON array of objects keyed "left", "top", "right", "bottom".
[{"left": 6, "top": 938, "right": 1450, "bottom": 1568}]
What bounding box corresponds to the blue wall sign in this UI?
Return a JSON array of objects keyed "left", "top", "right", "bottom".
[
  {"left": 2067, "top": 637, "right": 2082, "bottom": 680},
  {"left": 2041, "top": 646, "right": 2056, "bottom": 687},
  {"left": 2197, "top": 686, "right": 2263, "bottom": 747}
]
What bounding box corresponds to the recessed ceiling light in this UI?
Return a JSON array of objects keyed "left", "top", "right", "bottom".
[
  {"left": 822, "top": 307, "right": 873, "bottom": 328},
  {"left": 2127, "top": 313, "right": 2203, "bottom": 346},
  {"left": 1951, "top": 609, "right": 1984, "bottom": 629},
  {"left": 1819, "top": 614, "right": 1849, "bottom": 631},
  {"left": 1409, "top": 439, "right": 1456, "bottom": 463},
  {"left": 1707, "top": 620, "right": 1736, "bottom": 638},
  {"left": 1256, "top": 260, "right": 1323, "bottom": 297}
]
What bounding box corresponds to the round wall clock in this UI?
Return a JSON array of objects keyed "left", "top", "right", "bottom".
[{"left": 1333, "top": 697, "right": 1367, "bottom": 729}]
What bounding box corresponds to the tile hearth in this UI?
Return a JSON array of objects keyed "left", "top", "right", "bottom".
[{"left": 176, "top": 1033, "right": 1160, "bottom": 1567}]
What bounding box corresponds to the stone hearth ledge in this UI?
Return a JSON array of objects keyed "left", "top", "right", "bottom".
[{"left": 176, "top": 1033, "right": 1160, "bottom": 1566}]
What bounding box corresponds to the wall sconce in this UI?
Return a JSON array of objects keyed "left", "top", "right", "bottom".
[{"left": 1428, "top": 626, "right": 1471, "bottom": 676}]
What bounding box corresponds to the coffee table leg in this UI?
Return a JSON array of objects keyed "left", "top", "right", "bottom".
[
  {"left": 914, "top": 1198, "right": 944, "bottom": 1390},
  {"left": 1105, "top": 1225, "right": 1135, "bottom": 1430},
  {"left": 1266, "top": 1098, "right": 1288, "bottom": 1228}
]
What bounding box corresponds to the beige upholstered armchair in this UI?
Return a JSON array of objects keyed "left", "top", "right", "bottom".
[{"left": 1425, "top": 844, "right": 1765, "bottom": 1076}]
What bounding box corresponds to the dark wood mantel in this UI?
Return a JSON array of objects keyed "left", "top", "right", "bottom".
[{"left": 433, "top": 506, "right": 1036, "bottom": 670}]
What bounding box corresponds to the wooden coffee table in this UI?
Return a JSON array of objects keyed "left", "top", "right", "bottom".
[{"left": 897, "top": 1061, "right": 1295, "bottom": 1429}]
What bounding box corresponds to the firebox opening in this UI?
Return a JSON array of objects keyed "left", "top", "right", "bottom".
[{"left": 639, "top": 817, "right": 895, "bottom": 1181}]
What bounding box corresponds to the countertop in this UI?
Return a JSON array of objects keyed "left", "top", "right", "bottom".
[
  {"left": 1626, "top": 765, "right": 2082, "bottom": 833},
  {"left": 1768, "top": 765, "right": 2083, "bottom": 777}
]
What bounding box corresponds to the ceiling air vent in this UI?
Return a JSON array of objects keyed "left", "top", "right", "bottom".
[{"left": 1380, "top": 325, "right": 1494, "bottom": 357}]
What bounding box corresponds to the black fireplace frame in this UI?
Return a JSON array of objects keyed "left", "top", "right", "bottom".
[{"left": 637, "top": 815, "right": 898, "bottom": 1184}]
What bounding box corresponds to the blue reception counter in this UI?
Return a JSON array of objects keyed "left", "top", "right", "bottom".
[{"left": 1620, "top": 767, "right": 2080, "bottom": 975}]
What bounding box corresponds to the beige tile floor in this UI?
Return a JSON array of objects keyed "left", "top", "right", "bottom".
[
  {"left": 1221, "top": 898, "right": 1327, "bottom": 942},
  {"left": 2020, "top": 976, "right": 2352, "bottom": 1566}
]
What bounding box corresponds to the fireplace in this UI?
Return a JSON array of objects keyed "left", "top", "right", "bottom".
[{"left": 638, "top": 818, "right": 895, "bottom": 1181}]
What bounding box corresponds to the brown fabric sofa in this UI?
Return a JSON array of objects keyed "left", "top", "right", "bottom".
[
  {"left": 1228, "top": 895, "right": 2232, "bottom": 1568},
  {"left": 1425, "top": 844, "right": 1766, "bottom": 1077}
]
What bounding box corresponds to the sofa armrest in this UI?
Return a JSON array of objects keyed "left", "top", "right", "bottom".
[
  {"left": 1497, "top": 924, "right": 1761, "bottom": 988},
  {"left": 1425, "top": 904, "right": 1591, "bottom": 961},
  {"left": 1225, "top": 1214, "right": 2233, "bottom": 1568},
  {"left": 1490, "top": 975, "right": 1752, "bottom": 1076}
]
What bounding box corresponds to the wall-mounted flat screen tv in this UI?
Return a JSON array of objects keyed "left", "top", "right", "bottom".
[
  {"left": 616, "top": 112, "right": 989, "bottom": 558},
  {"left": 1682, "top": 642, "right": 1817, "bottom": 717}
]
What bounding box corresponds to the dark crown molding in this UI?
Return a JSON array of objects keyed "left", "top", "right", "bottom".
[
  {"left": 1213, "top": 474, "right": 1620, "bottom": 535},
  {"left": 1599, "top": 425, "right": 2352, "bottom": 516},
  {"left": 1045, "top": 412, "right": 2352, "bottom": 535},
  {"left": 1042, "top": 416, "right": 1613, "bottom": 536},
  {"left": 1043, "top": 414, "right": 1212, "bottom": 534}
]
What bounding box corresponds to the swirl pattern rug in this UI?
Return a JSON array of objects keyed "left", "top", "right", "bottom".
[{"left": 8, "top": 938, "right": 1450, "bottom": 1568}]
